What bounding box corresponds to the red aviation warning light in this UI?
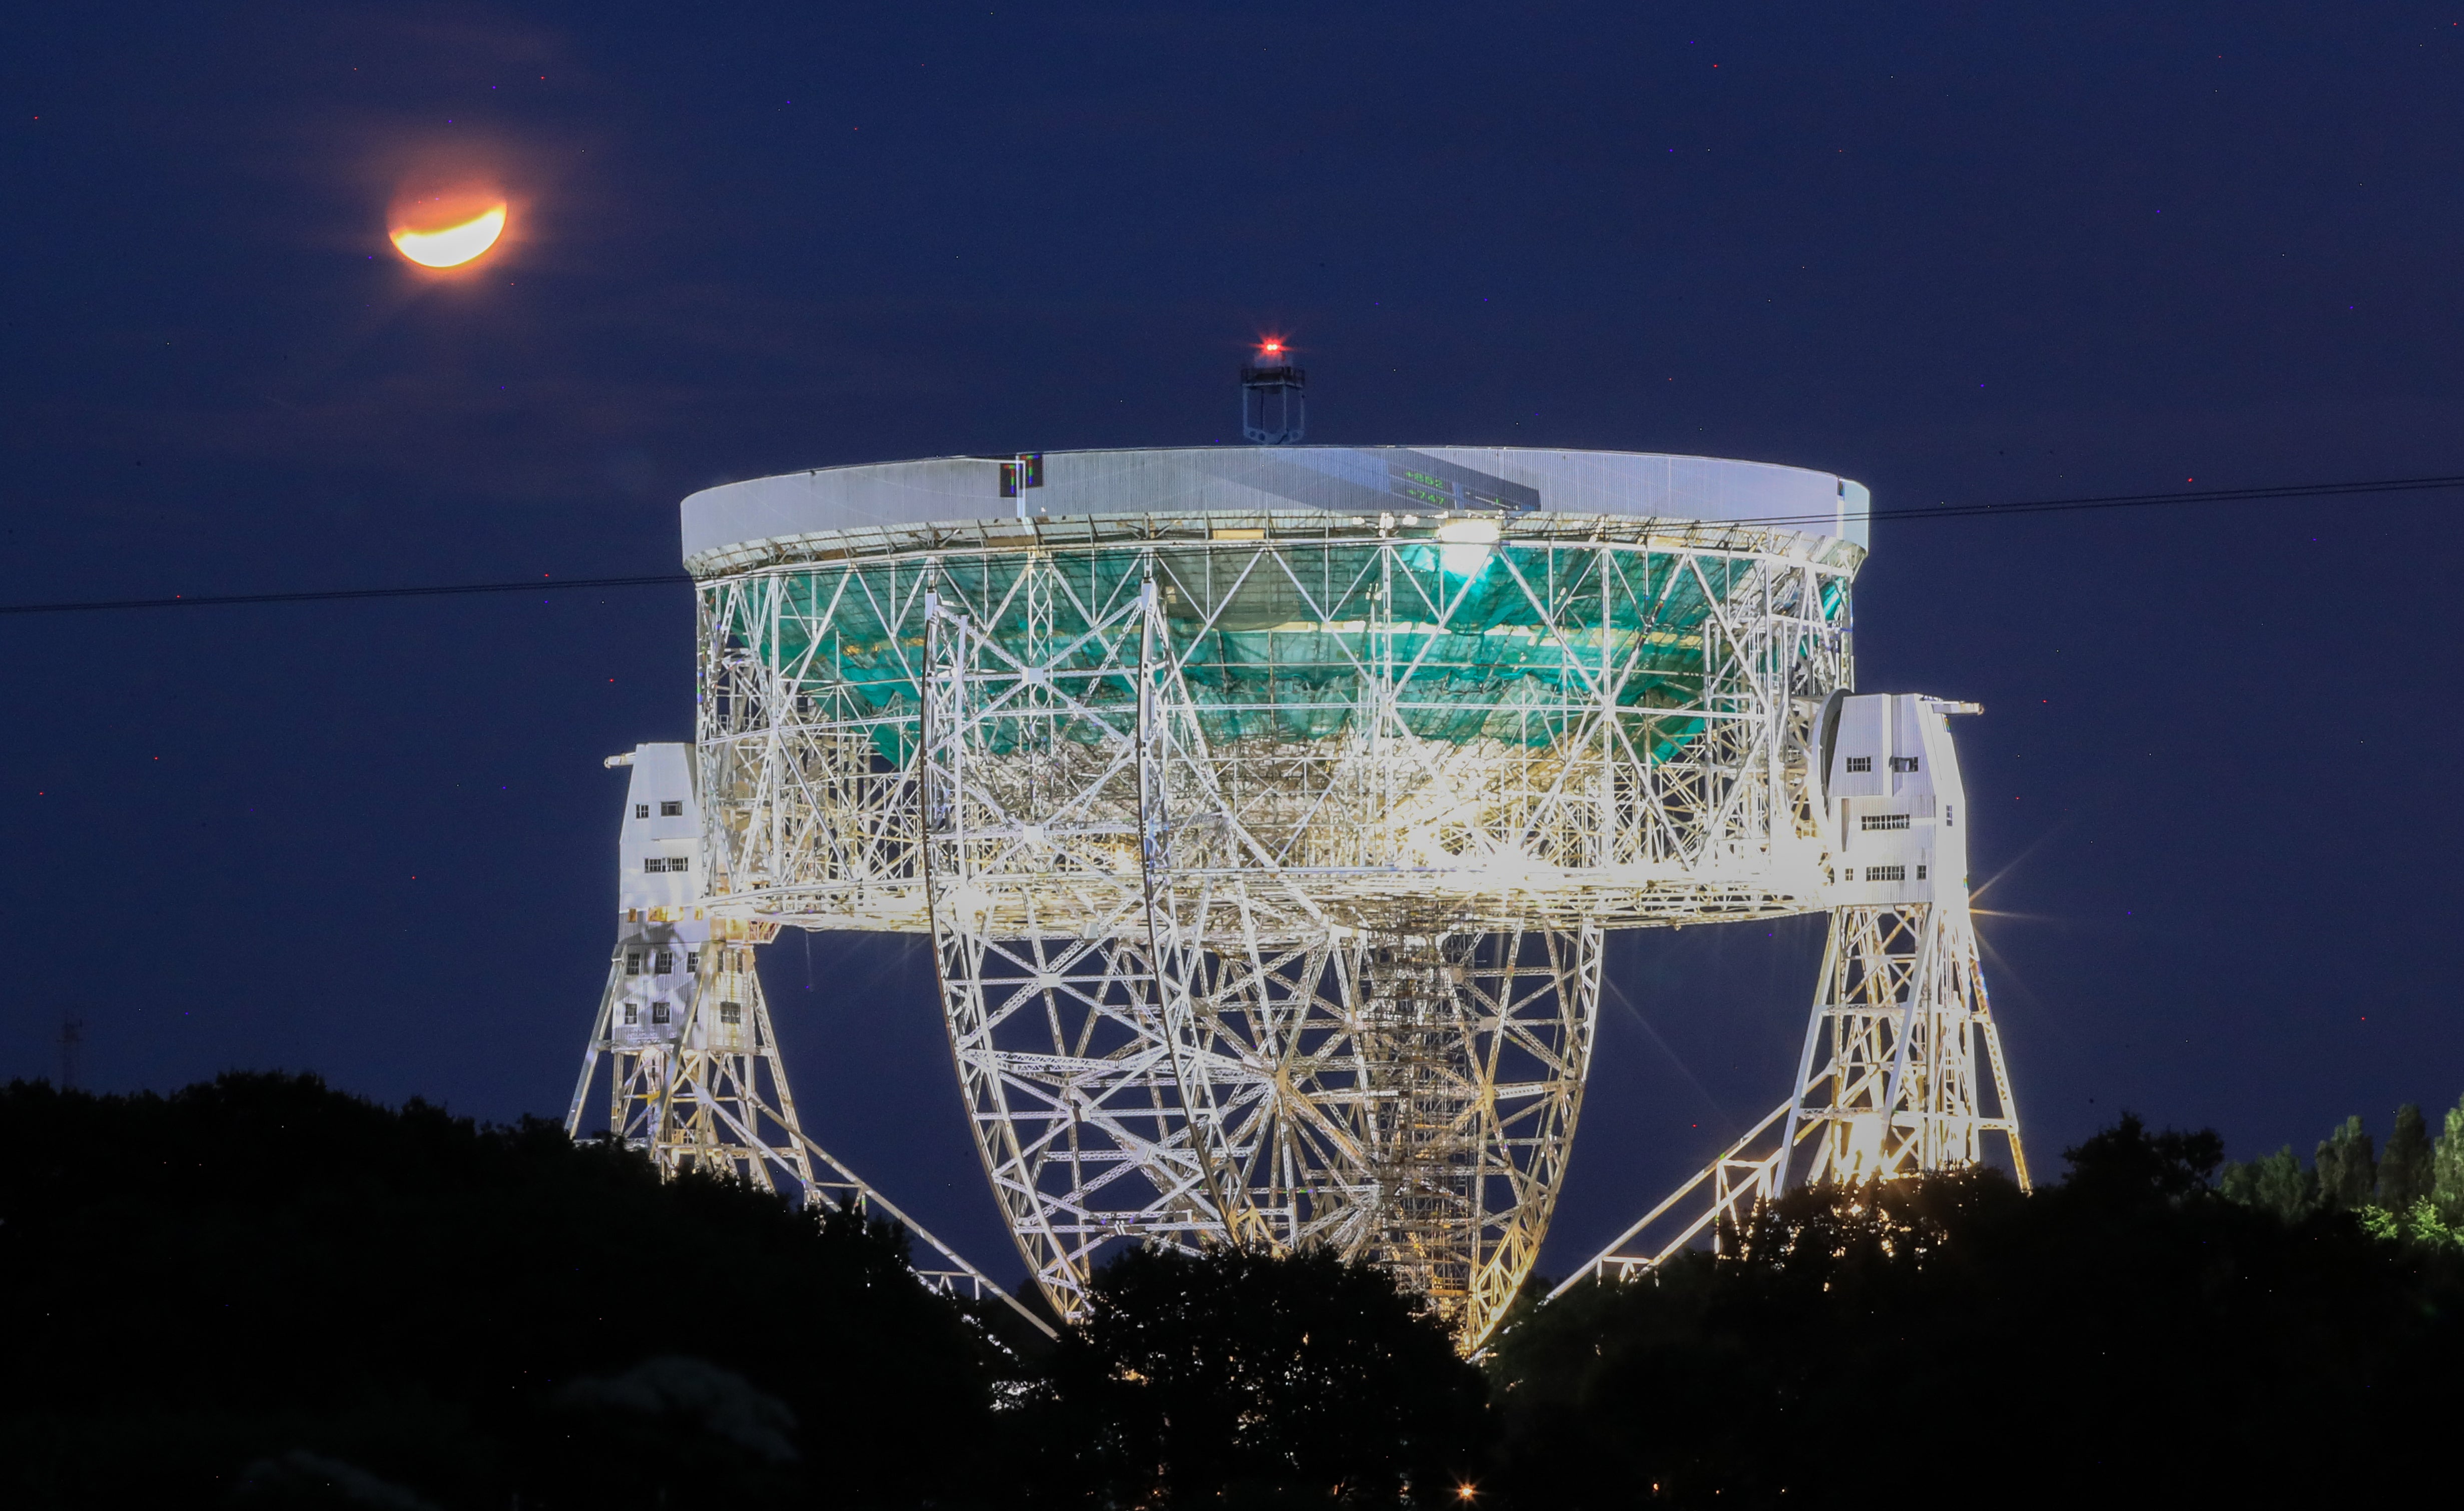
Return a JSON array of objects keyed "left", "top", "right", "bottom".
[{"left": 1241, "top": 338, "right": 1306, "bottom": 445}]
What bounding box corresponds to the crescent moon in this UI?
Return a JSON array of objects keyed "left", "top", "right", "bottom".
[{"left": 391, "top": 205, "right": 507, "bottom": 269}]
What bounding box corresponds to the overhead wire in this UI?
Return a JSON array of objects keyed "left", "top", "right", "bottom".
[
  {"left": 4, "top": 470, "right": 2459, "bottom": 618},
  {"left": 1758, "top": 469, "right": 2464, "bottom": 528},
  {"left": 0, "top": 572, "right": 691, "bottom": 616}
]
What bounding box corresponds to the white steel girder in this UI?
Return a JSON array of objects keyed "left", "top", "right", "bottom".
[
  {"left": 565, "top": 744, "right": 1054, "bottom": 1334},
  {"left": 910, "top": 549, "right": 1633, "bottom": 1342},
  {"left": 927, "top": 910, "right": 1601, "bottom": 1340},
  {"left": 1553, "top": 694, "right": 2029, "bottom": 1294},
  {"left": 695, "top": 517, "right": 1857, "bottom": 936},
  {"left": 645, "top": 515, "right": 2031, "bottom": 1350}
]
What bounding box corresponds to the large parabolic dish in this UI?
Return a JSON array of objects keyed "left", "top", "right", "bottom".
[{"left": 571, "top": 445, "right": 2025, "bottom": 1349}]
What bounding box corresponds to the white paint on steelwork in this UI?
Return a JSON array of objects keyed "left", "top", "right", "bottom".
[
  {"left": 1549, "top": 693, "right": 2026, "bottom": 1297},
  {"left": 682, "top": 446, "right": 1870, "bottom": 569},
  {"left": 565, "top": 743, "right": 1055, "bottom": 1338},
  {"left": 571, "top": 446, "right": 2024, "bottom": 1351}
]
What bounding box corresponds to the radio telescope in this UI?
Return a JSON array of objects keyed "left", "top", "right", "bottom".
[{"left": 566, "top": 444, "right": 2026, "bottom": 1347}]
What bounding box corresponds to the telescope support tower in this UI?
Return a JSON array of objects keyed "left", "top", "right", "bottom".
[
  {"left": 568, "top": 744, "right": 1054, "bottom": 1332},
  {"left": 575, "top": 445, "right": 2028, "bottom": 1350},
  {"left": 1554, "top": 695, "right": 2029, "bottom": 1292}
]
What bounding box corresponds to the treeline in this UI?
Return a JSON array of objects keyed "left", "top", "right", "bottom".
[
  {"left": 5, "top": 1075, "right": 2460, "bottom": 1509},
  {"left": 2218, "top": 1095, "right": 2464, "bottom": 1240},
  {"left": 1491, "top": 1114, "right": 2462, "bottom": 1508},
  {"left": 0, "top": 1074, "right": 1001, "bottom": 1508},
  {"left": 0, "top": 1074, "right": 1486, "bottom": 1510}
]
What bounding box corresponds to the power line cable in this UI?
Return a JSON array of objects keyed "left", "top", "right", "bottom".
[
  {"left": 0, "top": 572, "right": 691, "bottom": 616},
  {"left": 1773, "top": 470, "right": 2464, "bottom": 529},
  {"left": 4, "top": 471, "right": 2459, "bottom": 618}
]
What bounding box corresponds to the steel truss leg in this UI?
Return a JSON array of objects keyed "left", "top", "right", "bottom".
[
  {"left": 568, "top": 929, "right": 1055, "bottom": 1333},
  {"left": 1778, "top": 902, "right": 2027, "bottom": 1190},
  {"left": 567, "top": 933, "right": 819, "bottom": 1194},
  {"left": 1552, "top": 899, "right": 2026, "bottom": 1295}
]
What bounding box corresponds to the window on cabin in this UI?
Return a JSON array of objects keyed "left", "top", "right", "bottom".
[
  {"left": 651, "top": 1001, "right": 671, "bottom": 1025},
  {"left": 661, "top": 800, "right": 684, "bottom": 817},
  {"left": 1891, "top": 756, "right": 1920, "bottom": 773},
  {"left": 720, "top": 1001, "right": 743, "bottom": 1025},
  {"left": 1861, "top": 814, "right": 1911, "bottom": 831},
  {"left": 622, "top": 1003, "right": 638, "bottom": 1025},
  {"left": 1866, "top": 864, "right": 1906, "bottom": 882},
  {"left": 1845, "top": 756, "right": 1872, "bottom": 773},
  {"left": 625, "top": 952, "right": 642, "bottom": 977},
  {"left": 654, "top": 951, "right": 674, "bottom": 975},
  {"left": 635, "top": 803, "right": 649, "bottom": 819}
]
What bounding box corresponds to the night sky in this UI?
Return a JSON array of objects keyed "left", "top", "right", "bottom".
[{"left": 8, "top": 3, "right": 2462, "bottom": 1283}]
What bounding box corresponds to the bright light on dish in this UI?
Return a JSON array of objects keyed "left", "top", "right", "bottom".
[
  {"left": 1436, "top": 517, "right": 1501, "bottom": 576},
  {"left": 390, "top": 204, "right": 508, "bottom": 268}
]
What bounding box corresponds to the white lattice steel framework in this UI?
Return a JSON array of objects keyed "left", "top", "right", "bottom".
[
  {"left": 685, "top": 499, "right": 1901, "bottom": 1345},
  {"left": 564, "top": 744, "right": 1052, "bottom": 1334},
  {"left": 1553, "top": 692, "right": 2029, "bottom": 1295},
  {"left": 566, "top": 446, "right": 2030, "bottom": 1349}
]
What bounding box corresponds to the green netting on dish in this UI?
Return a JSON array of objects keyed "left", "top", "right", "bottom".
[{"left": 712, "top": 541, "right": 1800, "bottom": 763}]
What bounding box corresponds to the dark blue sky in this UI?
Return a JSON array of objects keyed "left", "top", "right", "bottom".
[{"left": 7, "top": 2, "right": 2461, "bottom": 1281}]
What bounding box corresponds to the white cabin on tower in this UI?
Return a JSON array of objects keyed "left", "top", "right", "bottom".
[{"left": 1822, "top": 693, "right": 1982, "bottom": 907}]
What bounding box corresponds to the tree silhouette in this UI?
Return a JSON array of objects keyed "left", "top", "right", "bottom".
[
  {"left": 0, "top": 1074, "right": 1001, "bottom": 1509},
  {"left": 2317, "top": 1114, "right": 2378, "bottom": 1209},
  {"left": 2436, "top": 1093, "right": 2464, "bottom": 1221},
  {"left": 2220, "top": 1145, "right": 2317, "bottom": 1222},
  {"left": 2380, "top": 1103, "right": 2433, "bottom": 1210},
  {"left": 1015, "top": 1243, "right": 1489, "bottom": 1508},
  {"left": 1488, "top": 1116, "right": 2464, "bottom": 1508},
  {"left": 2057, "top": 1110, "right": 2222, "bottom": 1208}
]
